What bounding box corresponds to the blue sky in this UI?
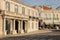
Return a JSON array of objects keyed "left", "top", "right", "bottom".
[{"left": 20, "top": 0, "right": 60, "bottom": 9}]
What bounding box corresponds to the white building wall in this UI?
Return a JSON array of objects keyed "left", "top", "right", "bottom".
[{"left": 27, "top": 19, "right": 38, "bottom": 32}]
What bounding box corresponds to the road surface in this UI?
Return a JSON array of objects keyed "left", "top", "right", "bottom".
[{"left": 0, "top": 30, "right": 60, "bottom": 40}]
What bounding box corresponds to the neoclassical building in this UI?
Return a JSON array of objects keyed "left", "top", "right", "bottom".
[
  {"left": 0, "top": 0, "right": 39, "bottom": 35},
  {"left": 33, "top": 6, "right": 60, "bottom": 29}
]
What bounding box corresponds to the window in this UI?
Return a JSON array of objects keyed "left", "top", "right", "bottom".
[
  {"left": 44, "top": 14, "right": 47, "bottom": 20},
  {"left": 37, "top": 8, "right": 39, "bottom": 12},
  {"left": 22, "top": 7, "right": 25, "bottom": 14},
  {"left": 36, "top": 23, "right": 37, "bottom": 28},
  {"left": 49, "top": 14, "right": 51, "bottom": 20},
  {"left": 47, "top": 14, "right": 51, "bottom": 20},
  {"left": 6, "top": 19, "right": 10, "bottom": 30},
  {"left": 35, "top": 12, "right": 38, "bottom": 17},
  {"left": 32, "top": 10, "right": 34, "bottom": 17},
  {"left": 6, "top": 2, "right": 10, "bottom": 12},
  {"left": 32, "top": 22, "right": 34, "bottom": 29},
  {"left": 39, "top": 13, "right": 40, "bottom": 17},
  {"left": 28, "top": 9, "right": 30, "bottom": 16},
  {"left": 15, "top": 5, "right": 18, "bottom": 13},
  {"left": 53, "top": 14, "right": 57, "bottom": 20},
  {"left": 57, "top": 14, "right": 59, "bottom": 20}
]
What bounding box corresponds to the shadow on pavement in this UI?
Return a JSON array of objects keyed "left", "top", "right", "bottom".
[
  {"left": 51, "top": 29, "right": 60, "bottom": 32},
  {"left": 0, "top": 35, "right": 60, "bottom": 40}
]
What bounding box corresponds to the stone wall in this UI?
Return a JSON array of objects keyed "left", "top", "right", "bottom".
[{"left": 0, "top": 16, "right": 3, "bottom": 35}]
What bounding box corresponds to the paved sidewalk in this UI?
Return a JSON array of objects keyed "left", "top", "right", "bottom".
[
  {"left": 0, "top": 29, "right": 52, "bottom": 38},
  {"left": 1, "top": 29, "right": 60, "bottom": 40}
]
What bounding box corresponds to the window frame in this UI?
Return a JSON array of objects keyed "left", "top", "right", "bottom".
[
  {"left": 22, "top": 7, "right": 25, "bottom": 15},
  {"left": 15, "top": 5, "right": 18, "bottom": 13},
  {"left": 6, "top": 2, "right": 10, "bottom": 12}
]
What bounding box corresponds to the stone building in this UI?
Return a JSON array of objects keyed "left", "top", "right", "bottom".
[
  {"left": 32, "top": 6, "right": 60, "bottom": 29},
  {"left": 0, "top": 0, "right": 39, "bottom": 35}
]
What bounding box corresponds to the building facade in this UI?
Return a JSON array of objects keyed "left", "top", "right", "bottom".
[
  {"left": 34, "top": 6, "right": 60, "bottom": 29},
  {"left": 0, "top": 0, "right": 39, "bottom": 35}
]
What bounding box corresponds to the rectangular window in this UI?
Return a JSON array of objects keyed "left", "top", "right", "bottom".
[
  {"left": 32, "top": 22, "right": 34, "bottom": 29},
  {"left": 6, "top": 2, "right": 10, "bottom": 12},
  {"left": 6, "top": 19, "right": 10, "bottom": 30},
  {"left": 57, "top": 14, "right": 59, "bottom": 20},
  {"left": 53, "top": 14, "right": 56, "bottom": 20},
  {"left": 39, "top": 13, "right": 41, "bottom": 17},
  {"left": 35, "top": 12, "right": 38, "bottom": 17},
  {"left": 44, "top": 14, "right": 47, "bottom": 20},
  {"left": 15, "top": 5, "right": 18, "bottom": 13},
  {"left": 36, "top": 23, "right": 37, "bottom": 28},
  {"left": 32, "top": 10, "right": 34, "bottom": 17},
  {"left": 22, "top": 7, "right": 25, "bottom": 14},
  {"left": 28, "top": 9, "right": 30, "bottom": 16},
  {"left": 49, "top": 14, "right": 51, "bottom": 20}
]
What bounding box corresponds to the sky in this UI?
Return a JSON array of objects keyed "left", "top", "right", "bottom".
[{"left": 20, "top": 0, "right": 60, "bottom": 9}]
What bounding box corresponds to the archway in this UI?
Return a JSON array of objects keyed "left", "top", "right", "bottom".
[
  {"left": 23, "top": 21, "right": 25, "bottom": 32},
  {"left": 38, "top": 20, "right": 42, "bottom": 30},
  {"left": 15, "top": 20, "right": 18, "bottom": 33},
  {"left": 38, "top": 22, "right": 41, "bottom": 30},
  {"left": 6, "top": 19, "right": 10, "bottom": 34}
]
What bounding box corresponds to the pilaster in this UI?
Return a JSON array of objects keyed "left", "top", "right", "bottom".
[
  {"left": 12, "top": 19, "right": 17, "bottom": 34},
  {"left": 20, "top": 20, "right": 24, "bottom": 33},
  {"left": 3, "top": 18, "right": 7, "bottom": 35},
  {"left": 18, "top": 20, "right": 21, "bottom": 33}
]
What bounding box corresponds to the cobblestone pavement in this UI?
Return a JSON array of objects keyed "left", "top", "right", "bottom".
[{"left": 0, "top": 30, "right": 60, "bottom": 40}]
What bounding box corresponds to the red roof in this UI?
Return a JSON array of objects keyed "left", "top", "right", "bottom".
[
  {"left": 31, "top": 6, "right": 52, "bottom": 10},
  {"left": 32, "top": 6, "right": 36, "bottom": 8},
  {"left": 43, "top": 6, "right": 52, "bottom": 10}
]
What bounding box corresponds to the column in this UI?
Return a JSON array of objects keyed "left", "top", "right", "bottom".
[
  {"left": 27, "top": 21, "right": 30, "bottom": 32},
  {"left": 10, "top": 20, "right": 12, "bottom": 31},
  {"left": 25, "top": 21, "right": 28, "bottom": 33},
  {"left": 37, "top": 22, "right": 39, "bottom": 30},
  {"left": 10, "top": 19, "right": 13, "bottom": 34},
  {"left": 18, "top": 20, "right": 21, "bottom": 33},
  {"left": 20, "top": 20, "right": 24, "bottom": 33},
  {"left": 3, "top": 18, "right": 7, "bottom": 35},
  {"left": 12, "top": 19, "right": 17, "bottom": 34}
]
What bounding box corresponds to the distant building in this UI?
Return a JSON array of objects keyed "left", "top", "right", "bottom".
[{"left": 32, "top": 6, "right": 60, "bottom": 29}]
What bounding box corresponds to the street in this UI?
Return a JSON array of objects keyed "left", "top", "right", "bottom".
[{"left": 0, "top": 30, "right": 60, "bottom": 40}]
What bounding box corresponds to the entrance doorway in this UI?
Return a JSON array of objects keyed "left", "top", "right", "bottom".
[
  {"left": 38, "top": 20, "right": 42, "bottom": 30},
  {"left": 38, "top": 22, "right": 41, "bottom": 30},
  {"left": 6, "top": 19, "right": 10, "bottom": 34},
  {"left": 15, "top": 20, "right": 18, "bottom": 33},
  {"left": 23, "top": 21, "right": 25, "bottom": 32}
]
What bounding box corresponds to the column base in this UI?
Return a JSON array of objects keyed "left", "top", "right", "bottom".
[
  {"left": 25, "top": 30, "right": 28, "bottom": 33},
  {"left": 10, "top": 30, "right": 17, "bottom": 34},
  {"left": 20, "top": 30, "right": 24, "bottom": 33},
  {"left": 3, "top": 30, "right": 7, "bottom": 35},
  {"left": 18, "top": 30, "right": 21, "bottom": 34}
]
